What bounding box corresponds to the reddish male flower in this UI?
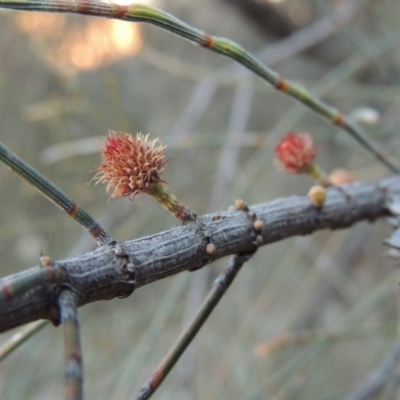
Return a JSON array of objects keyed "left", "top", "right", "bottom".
[
  {"left": 94, "top": 131, "right": 167, "bottom": 199},
  {"left": 93, "top": 131, "right": 196, "bottom": 222},
  {"left": 275, "top": 132, "right": 353, "bottom": 208},
  {"left": 275, "top": 132, "right": 317, "bottom": 175},
  {"left": 274, "top": 132, "right": 329, "bottom": 183}
]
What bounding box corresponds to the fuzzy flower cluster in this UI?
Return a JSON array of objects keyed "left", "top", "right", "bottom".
[
  {"left": 275, "top": 132, "right": 317, "bottom": 174},
  {"left": 93, "top": 131, "right": 168, "bottom": 199}
]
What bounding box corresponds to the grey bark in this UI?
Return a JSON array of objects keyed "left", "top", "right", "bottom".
[{"left": 0, "top": 177, "right": 399, "bottom": 333}]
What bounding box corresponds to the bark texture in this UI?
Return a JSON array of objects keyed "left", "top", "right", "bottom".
[{"left": 0, "top": 177, "right": 399, "bottom": 333}]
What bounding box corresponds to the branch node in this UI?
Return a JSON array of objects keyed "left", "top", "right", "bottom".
[
  {"left": 111, "top": 242, "right": 136, "bottom": 298},
  {"left": 113, "top": 242, "right": 128, "bottom": 258}
]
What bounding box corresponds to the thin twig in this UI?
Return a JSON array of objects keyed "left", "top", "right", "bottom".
[
  {"left": 0, "top": 177, "right": 397, "bottom": 333},
  {"left": 345, "top": 342, "right": 400, "bottom": 400},
  {"left": 0, "top": 141, "right": 112, "bottom": 245},
  {"left": 0, "top": 1, "right": 397, "bottom": 172},
  {"left": 59, "top": 290, "right": 84, "bottom": 400},
  {"left": 168, "top": 0, "right": 361, "bottom": 140},
  {"left": 137, "top": 251, "right": 256, "bottom": 400},
  {"left": 0, "top": 320, "right": 49, "bottom": 361}
]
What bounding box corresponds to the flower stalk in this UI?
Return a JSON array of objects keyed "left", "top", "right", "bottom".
[{"left": 147, "top": 183, "right": 196, "bottom": 222}]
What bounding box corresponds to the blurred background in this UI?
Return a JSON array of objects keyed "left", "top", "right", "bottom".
[{"left": 0, "top": 0, "right": 399, "bottom": 398}]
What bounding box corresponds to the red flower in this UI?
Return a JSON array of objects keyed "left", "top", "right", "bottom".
[
  {"left": 275, "top": 132, "right": 317, "bottom": 174},
  {"left": 93, "top": 131, "right": 196, "bottom": 222},
  {"left": 93, "top": 131, "right": 167, "bottom": 199}
]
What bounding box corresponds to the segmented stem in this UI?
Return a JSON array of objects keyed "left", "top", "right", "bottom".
[
  {"left": 0, "top": 141, "right": 112, "bottom": 245},
  {"left": 59, "top": 290, "right": 83, "bottom": 400},
  {"left": 147, "top": 183, "right": 196, "bottom": 222},
  {"left": 0, "top": 0, "right": 398, "bottom": 172}
]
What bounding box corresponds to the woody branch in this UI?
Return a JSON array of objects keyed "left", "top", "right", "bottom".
[{"left": 0, "top": 176, "right": 398, "bottom": 333}]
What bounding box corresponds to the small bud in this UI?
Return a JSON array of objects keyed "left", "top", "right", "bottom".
[
  {"left": 235, "top": 199, "right": 248, "bottom": 211},
  {"left": 308, "top": 185, "right": 327, "bottom": 207},
  {"left": 40, "top": 255, "right": 52, "bottom": 267},
  {"left": 206, "top": 243, "right": 216, "bottom": 255},
  {"left": 328, "top": 168, "right": 353, "bottom": 186},
  {"left": 93, "top": 131, "right": 195, "bottom": 222},
  {"left": 256, "top": 235, "right": 263, "bottom": 244},
  {"left": 350, "top": 107, "right": 380, "bottom": 125},
  {"left": 253, "top": 220, "right": 264, "bottom": 232}
]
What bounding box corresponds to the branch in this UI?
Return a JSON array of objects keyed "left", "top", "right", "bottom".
[
  {"left": 59, "top": 290, "right": 83, "bottom": 400},
  {"left": 0, "top": 211, "right": 124, "bottom": 362},
  {"left": 138, "top": 202, "right": 260, "bottom": 399},
  {"left": 0, "top": 0, "right": 398, "bottom": 172},
  {"left": 0, "top": 140, "right": 112, "bottom": 246},
  {"left": 0, "top": 177, "right": 398, "bottom": 333}
]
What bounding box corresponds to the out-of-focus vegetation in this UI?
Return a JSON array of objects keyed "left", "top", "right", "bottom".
[{"left": 0, "top": 0, "right": 399, "bottom": 398}]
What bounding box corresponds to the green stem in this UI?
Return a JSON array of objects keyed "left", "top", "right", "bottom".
[
  {"left": 305, "top": 163, "right": 327, "bottom": 182},
  {"left": 0, "top": 141, "right": 112, "bottom": 245},
  {"left": 147, "top": 183, "right": 196, "bottom": 222},
  {"left": 0, "top": 0, "right": 398, "bottom": 172}
]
